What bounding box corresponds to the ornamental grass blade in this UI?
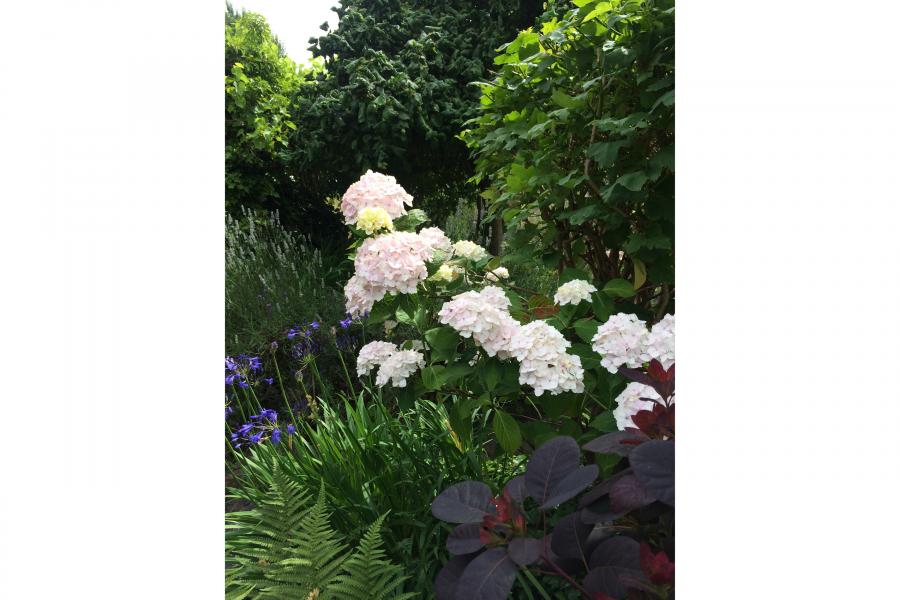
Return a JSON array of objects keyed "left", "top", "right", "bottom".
[
  {"left": 454, "top": 547, "right": 518, "bottom": 600},
  {"left": 432, "top": 481, "right": 496, "bottom": 524}
]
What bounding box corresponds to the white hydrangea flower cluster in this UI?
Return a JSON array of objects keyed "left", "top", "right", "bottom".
[
  {"left": 355, "top": 206, "right": 394, "bottom": 235},
  {"left": 340, "top": 170, "right": 413, "bottom": 225},
  {"left": 591, "top": 313, "right": 676, "bottom": 373},
  {"left": 438, "top": 287, "right": 585, "bottom": 395},
  {"left": 437, "top": 286, "right": 519, "bottom": 359},
  {"left": 375, "top": 349, "right": 425, "bottom": 388},
  {"left": 591, "top": 313, "right": 651, "bottom": 373},
  {"left": 613, "top": 382, "right": 661, "bottom": 430},
  {"left": 553, "top": 279, "right": 598, "bottom": 306},
  {"left": 356, "top": 341, "right": 398, "bottom": 377},
  {"left": 509, "top": 321, "right": 585, "bottom": 396},
  {"left": 452, "top": 240, "right": 488, "bottom": 261},
  {"left": 356, "top": 340, "right": 424, "bottom": 388},
  {"left": 641, "top": 314, "right": 675, "bottom": 369},
  {"left": 485, "top": 266, "right": 509, "bottom": 282}
]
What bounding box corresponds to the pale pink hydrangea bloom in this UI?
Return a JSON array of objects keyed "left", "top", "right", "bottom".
[
  {"left": 553, "top": 279, "right": 598, "bottom": 306},
  {"left": 356, "top": 340, "right": 398, "bottom": 377},
  {"left": 418, "top": 226, "right": 453, "bottom": 256},
  {"left": 375, "top": 349, "right": 425, "bottom": 388},
  {"left": 354, "top": 231, "right": 431, "bottom": 296},
  {"left": 591, "top": 313, "right": 650, "bottom": 373},
  {"left": 437, "top": 287, "right": 520, "bottom": 359},
  {"left": 344, "top": 274, "right": 384, "bottom": 319},
  {"left": 641, "top": 314, "right": 675, "bottom": 368},
  {"left": 340, "top": 170, "right": 413, "bottom": 225},
  {"left": 509, "top": 321, "right": 584, "bottom": 396},
  {"left": 478, "top": 285, "right": 512, "bottom": 311},
  {"left": 613, "top": 382, "right": 661, "bottom": 430}
]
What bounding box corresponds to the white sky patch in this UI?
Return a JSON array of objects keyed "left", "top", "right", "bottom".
[{"left": 233, "top": 0, "right": 339, "bottom": 63}]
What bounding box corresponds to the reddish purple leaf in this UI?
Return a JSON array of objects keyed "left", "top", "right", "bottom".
[
  {"left": 454, "top": 547, "right": 518, "bottom": 600},
  {"left": 608, "top": 474, "right": 655, "bottom": 513},
  {"left": 584, "top": 536, "right": 645, "bottom": 599},
  {"left": 503, "top": 475, "right": 527, "bottom": 504},
  {"left": 447, "top": 523, "right": 485, "bottom": 555},
  {"left": 629, "top": 440, "right": 674, "bottom": 506},
  {"left": 432, "top": 481, "right": 496, "bottom": 524},
  {"left": 508, "top": 537, "right": 542, "bottom": 566},
  {"left": 582, "top": 431, "right": 649, "bottom": 456},
  {"left": 550, "top": 512, "right": 593, "bottom": 562},
  {"left": 540, "top": 464, "right": 599, "bottom": 509},
  {"left": 579, "top": 469, "right": 633, "bottom": 509},
  {"left": 525, "top": 436, "right": 581, "bottom": 506},
  {"left": 434, "top": 553, "right": 476, "bottom": 600}
]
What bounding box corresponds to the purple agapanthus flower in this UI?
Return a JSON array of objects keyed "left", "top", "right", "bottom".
[
  {"left": 310, "top": 320, "right": 320, "bottom": 330},
  {"left": 286, "top": 424, "right": 296, "bottom": 435},
  {"left": 270, "top": 428, "right": 282, "bottom": 444},
  {"left": 339, "top": 316, "right": 352, "bottom": 329},
  {"left": 225, "top": 354, "right": 264, "bottom": 388}
]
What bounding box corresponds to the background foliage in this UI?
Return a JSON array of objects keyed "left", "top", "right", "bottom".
[{"left": 465, "top": 0, "right": 675, "bottom": 320}]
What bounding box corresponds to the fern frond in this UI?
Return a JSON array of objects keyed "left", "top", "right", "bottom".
[
  {"left": 323, "top": 514, "right": 417, "bottom": 600},
  {"left": 226, "top": 471, "right": 413, "bottom": 598}
]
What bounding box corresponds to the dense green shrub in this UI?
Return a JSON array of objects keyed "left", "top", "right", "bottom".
[
  {"left": 463, "top": 0, "right": 675, "bottom": 321},
  {"left": 278, "top": 0, "right": 544, "bottom": 230},
  {"left": 225, "top": 6, "right": 336, "bottom": 234}
]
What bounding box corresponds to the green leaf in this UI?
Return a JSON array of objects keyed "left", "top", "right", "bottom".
[
  {"left": 592, "top": 291, "right": 614, "bottom": 321},
  {"left": 603, "top": 278, "right": 636, "bottom": 298},
  {"left": 617, "top": 171, "right": 649, "bottom": 192},
  {"left": 551, "top": 88, "right": 580, "bottom": 109},
  {"left": 493, "top": 410, "right": 521, "bottom": 454},
  {"left": 596, "top": 452, "right": 622, "bottom": 478},
  {"left": 367, "top": 296, "right": 397, "bottom": 325},
  {"left": 562, "top": 204, "right": 603, "bottom": 226},
  {"left": 586, "top": 140, "right": 626, "bottom": 168},
  {"left": 559, "top": 267, "right": 593, "bottom": 285},
  {"left": 421, "top": 365, "right": 446, "bottom": 391},
  {"left": 482, "top": 359, "right": 502, "bottom": 392},
  {"left": 569, "top": 343, "right": 602, "bottom": 370},
  {"left": 632, "top": 258, "right": 647, "bottom": 290},
  {"left": 574, "top": 318, "right": 599, "bottom": 343},
  {"left": 425, "top": 326, "right": 459, "bottom": 361},
  {"left": 583, "top": 2, "right": 613, "bottom": 22},
  {"left": 393, "top": 209, "right": 429, "bottom": 231},
  {"left": 590, "top": 410, "right": 618, "bottom": 433}
]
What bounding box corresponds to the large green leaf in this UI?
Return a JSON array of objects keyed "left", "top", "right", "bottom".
[
  {"left": 493, "top": 410, "right": 522, "bottom": 454},
  {"left": 425, "top": 326, "right": 459, "bottom": 361},
  {"left": 603, "top": 278, "right": 636, "bottom": 298}
]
